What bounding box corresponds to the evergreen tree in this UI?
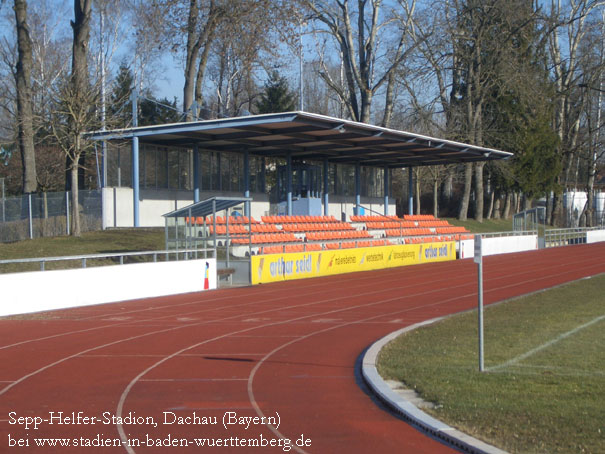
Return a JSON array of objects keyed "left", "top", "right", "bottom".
[
  {"left": 109, "top": 63, "right": 134, "bottom": 128},
  {"left": 255, "top": 70, "right": 296, "bottom": 114},
  {"left": 110, "top": 64, "right": 182, "bottom": 127}
]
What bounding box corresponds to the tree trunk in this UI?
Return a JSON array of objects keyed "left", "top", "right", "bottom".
[
  {"left": 183, "top": 0, "right": 200, "bottom": 117},
  {"left": 69, "top": 0, "right": 92, "bottom": 236},
  {"left": 13, "top": 0, "right": 37, "bottom": 193},
  {"left": 486, "top": 189, "right": 495, "bottom": 219},
  {"left": 70, "top": 159, "right": 80, "bottom": 236},
  {"left": 502, "top": 192, "right": 511, "bottom": 219},
  {"left": 493, "top": 194, "right": 501, "bottom": 220},
  {"left": 474, "top": 162, "right": 485, "bottom": 222},
  {"left": 458, "top": 163, "right": 473, "bottom": 220}
]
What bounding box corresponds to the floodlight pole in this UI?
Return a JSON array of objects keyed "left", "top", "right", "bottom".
[{"left": 474, "top": 234, "right": 484, "bottom": 372}]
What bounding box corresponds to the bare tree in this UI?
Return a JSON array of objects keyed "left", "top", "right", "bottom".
[
  {"left": 59, "top": 0, "right": 94, "bottom": 236},
  {"left": 545, "top": 0, "right": 604, "bottom": 225},
  {"left": 13, "top": 0, "right": 37, "bottom": 193},
  {"left": 300, "top": 0, "right": 417, "bottom": 124}
]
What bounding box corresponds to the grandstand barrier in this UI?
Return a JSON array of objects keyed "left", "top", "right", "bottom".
[
  {"left": 586, "top": 229, "right": 605, "bottom": 244},
  {"left": 458, "top": 232, "right": 538, "bottom": 259},
  {"left": 0, "top": 258, "right": 217, "bottom": 317},
  {"left": 251, "top": 242, "right": 455, "bottom": 284}
]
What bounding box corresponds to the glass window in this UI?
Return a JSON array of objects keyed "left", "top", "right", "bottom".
[
  {"left": 201, "top": 150, "right": 211, "bottom": 190},
  {"left": 143, "top": 146, "right": 157, "bottom": 189},
  {"left": 179, "top": 149, "right": 191, "bottom": 190},
  {"left": 168, "top": 149, "right": 179, "bottom": 190},
  {"left": 157, "top": 147, "right": 168, "bottom": 188}
]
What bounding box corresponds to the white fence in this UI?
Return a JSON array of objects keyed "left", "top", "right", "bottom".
[{"left": 0, "top": 249, "right": 216, "bottom": 317}]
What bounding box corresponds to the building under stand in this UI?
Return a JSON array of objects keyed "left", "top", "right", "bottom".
[{"left": 87, "top": 111, "right": 512, "bottom": 229}]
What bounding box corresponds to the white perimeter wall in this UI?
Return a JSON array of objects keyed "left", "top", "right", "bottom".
[
  {"left": 587, "top": 229, "right": 605, "bottom": 244},
  {"left": 102, "top": 187, "right": 394, "bottom": 227},
  {"left": 459, "top": 235, "right": 538, "bottom": 259},
  {"left": 0, "top": 259, "right": 217, "bottom": 317}
]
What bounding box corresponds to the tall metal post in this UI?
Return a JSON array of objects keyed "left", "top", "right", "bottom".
[
  {"left": 131, "top": 89, "right": 140, "bottom": 227},
  {"left": 1, "top": 178, "right": 5, "bottom": 223},
  {"left": 28, "top": 193, "right": 33, "bottom": 239},
  {"left": 408, "top": 166, "right": 414, "bottom": 215},
  {"left": 299, "top": 21, "right": 304, "bottom": 111},
  {"left": 474, "top": 234, "right": 484, "bottom": 372},
  {"left": 66, "top": 191, "right": 70, "bottom": 235}
]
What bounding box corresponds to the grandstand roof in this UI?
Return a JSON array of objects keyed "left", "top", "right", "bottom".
[{"left": 87, "top": 111, "right": 512, "bottom": 168}]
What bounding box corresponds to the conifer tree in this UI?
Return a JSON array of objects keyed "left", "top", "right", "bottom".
[{"left": 255, "top": 70, "right": 296, "bottom": 114}]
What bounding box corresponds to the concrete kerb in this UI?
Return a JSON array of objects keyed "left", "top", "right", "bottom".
[{"left": 361, "top": 318, "right": 509, "bottom": 454}]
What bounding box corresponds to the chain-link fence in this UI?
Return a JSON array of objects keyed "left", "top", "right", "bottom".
[{"left": 0, "top": 190, "right": 102, "bottom": 243}]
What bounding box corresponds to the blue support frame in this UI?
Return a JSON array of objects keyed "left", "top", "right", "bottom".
[
  {"left": 384, "top": 166, "right": 389, "bottom": 216},
  {"left": 287, "top": 153, "right": 293, "bottom": 216},
  {"left": 193, "top": 145, "right": 200, "bottom": 203},
  {"left": 323, "top": 158, "right": 329, "bottom": 216},
  {"left": 408, "top": 166, "right": 414, "bottom": 215},
  {"left": 355, "top": 162, "right": 361, "bottom": 216},
  {"left": 243, "top": 150, "right": 250, "bottom": 217}
]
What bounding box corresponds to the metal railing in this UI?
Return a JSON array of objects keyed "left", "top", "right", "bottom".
[
  {"left": 0, "top": 248, "right": 216, "bottom": 273},
  {"left": 543, "top": 227, "right": 602, "bottom": 248}
]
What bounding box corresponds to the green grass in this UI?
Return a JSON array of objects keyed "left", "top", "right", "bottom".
[
  {"left": 377, "top": 274, "right": 605, "bottom": 454},
  {"left": 444, "top": 217, "right": 515, "bottom": 233},
  {"left": 0, "top": 228, "right": 165, "bottom": 273}
]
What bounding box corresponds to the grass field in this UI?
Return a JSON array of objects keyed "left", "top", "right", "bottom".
[
  {"left": 0, "top": 228, "right": 165, "bottom": 273},
  {"left": 378, "top": 274, "right": 605, "bottom": 454}
]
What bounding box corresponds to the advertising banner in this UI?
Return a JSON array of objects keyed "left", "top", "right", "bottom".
[{"left": 251, "top": 242, "right": 455, "bottom": 285}]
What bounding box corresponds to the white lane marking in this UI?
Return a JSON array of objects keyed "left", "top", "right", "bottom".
[{"left": 487, "top": 314, "right": 605, "bottom": 372}]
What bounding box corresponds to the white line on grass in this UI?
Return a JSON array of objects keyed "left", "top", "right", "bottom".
[{"left": 486, "top": 314, "right": 605, "bottom": 372}]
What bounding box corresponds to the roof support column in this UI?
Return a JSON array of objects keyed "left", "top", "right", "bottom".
[
  {"left": 287, "top": 152, "right": 293, "bottom": 216},
  {"left": 408, "top": 166, "right": 414, "bottom": 216},
  {"left": 132, "top": 135, "right": 140, "bottom": 227},
  {"left": 243, "top": 150, "right": 250, "bottom": 217},
  {"left": 384, "top": 166, "right": 389, "bottom": 216},
  {"left": 193, "top": 145, "right": 200, "bottom": 203},
  {"left": 323, "top": 158, "right": 329, "bottom": 216},
  {"left": 355, "top": 162, "right": 361, "bottom": 216}
]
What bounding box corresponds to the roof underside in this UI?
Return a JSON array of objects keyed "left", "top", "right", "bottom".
[
  {"left": 88, "top": 112, "right": 512, "bottom": 168},
  {"left": 163, "top": 196, "right": 252, "bottom": 218}
]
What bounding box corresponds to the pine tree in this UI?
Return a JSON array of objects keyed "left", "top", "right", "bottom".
[
  {"left": 109, "top": 63, "right": 134, "bottom": 128},
  {"left": 255, "top": 71, "right": 296, "bottom": 114}
]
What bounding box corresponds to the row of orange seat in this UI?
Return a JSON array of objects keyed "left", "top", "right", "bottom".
[
  {"left": 350, "top": 215, "right": 400, "bottom": 222},
  {"left": 280, "top": 222, "right": 354, "bottom": 232},
  {"left": 385, "top": 228, "right": 433, "bottom": 237},
  {"left": 365, "top": 221, "right": 417, "bottom": 229},
  {"left": 306, "top": 231, "right": 371, "bottom": 241},
  {"left": 203, "top": 216, "right": 259, "bottom": 224},
  {"left": 231, "top": 233, "right": 300, "bottom": 245},
  {"left": 261, "top": 215, "right": 338, "bottom": 224},
  {"left": 434, "top": 226, "right": 469, "bottom": 234},
  {"left": 402, "top": 214, "right": 436, "bottom": 221}
]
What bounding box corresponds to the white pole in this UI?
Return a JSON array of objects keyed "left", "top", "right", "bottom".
[{"left": 474, "top": 234, "right": 484, "bottom": 372}]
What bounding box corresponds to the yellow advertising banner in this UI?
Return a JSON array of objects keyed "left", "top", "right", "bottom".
[{"left": 251, "top": 242, "right": 455, "bottom": 285}]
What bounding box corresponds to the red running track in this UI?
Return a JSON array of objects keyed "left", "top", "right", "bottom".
[{"left": 1, "top": 243, "right": 604, "bottom": 453}]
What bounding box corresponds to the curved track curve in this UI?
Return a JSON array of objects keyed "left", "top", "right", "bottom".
[{"left": 1, "top": 243, "right": 603, "bottom": 453}]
